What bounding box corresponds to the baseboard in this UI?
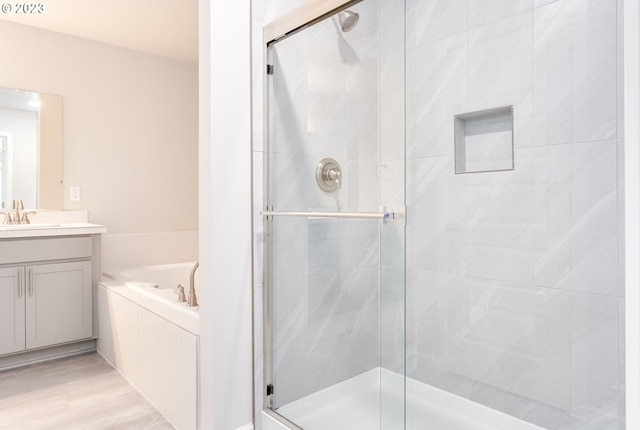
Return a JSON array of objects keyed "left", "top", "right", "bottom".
[
  {"left": 236, "top": 424, "right": 254, "bottom": 430},
  {"left": 0, "top": 340, "right": 96, "bottom": 371}
]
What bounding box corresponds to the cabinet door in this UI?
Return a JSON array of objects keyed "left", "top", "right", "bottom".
[
  {"left": 25, "top": 261, "right": 92, "bottom": 349},
  {"left": 0, "top": 267, "right": 25, "bottom": 355}
]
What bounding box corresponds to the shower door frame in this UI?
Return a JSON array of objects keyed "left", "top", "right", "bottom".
[{"left": 261, "top": 0, "right": 372, "bottom": 428}]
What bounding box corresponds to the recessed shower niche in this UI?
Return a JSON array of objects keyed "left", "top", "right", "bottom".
[{"left": 454, "top": 106, "right": 514, "bottom": 174}]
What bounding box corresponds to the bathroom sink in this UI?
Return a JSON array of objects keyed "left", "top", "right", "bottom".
[{"left": 0, "top": 223, "right": 60, "bottom": 230}]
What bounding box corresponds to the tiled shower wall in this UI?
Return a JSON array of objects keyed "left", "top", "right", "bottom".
[
  {"left": 254, "top": 0, "right": 625, "bottom": 429},
  {"left": 404, "top": 0, "right": 625, "bottom": 429},
  {"left": 263, "top": 0, "right": 384, "bottom": 408}
]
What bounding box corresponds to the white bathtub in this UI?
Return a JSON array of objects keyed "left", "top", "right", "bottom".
[
  {"left": 102, "top": 262, "right": 199, "bottom": 333},
  {"left": 98, "top": 262, "right": 199, "bottom": 429}
]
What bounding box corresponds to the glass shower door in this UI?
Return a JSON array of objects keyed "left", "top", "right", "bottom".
[{"left": 263, "top": 1, "right": 406, "bottom": 429}]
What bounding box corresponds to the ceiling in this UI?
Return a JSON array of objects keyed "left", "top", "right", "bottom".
[{"left": 0, "top": 0, "right": 198, "bottom": 63}]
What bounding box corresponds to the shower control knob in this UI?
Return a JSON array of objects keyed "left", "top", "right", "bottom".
[
  {"left": 316, "top": 158, "right": 342, "bottom": 192},
  {"left": 326, "top": 169, "right": 340, "bottom": 181}
]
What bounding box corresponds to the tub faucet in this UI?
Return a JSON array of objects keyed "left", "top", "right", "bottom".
[
  {"left": 187, "top": 261, "right": 199, "bottom": 308},
  {"left": 177, "top": 284, "right": 187, "bottom": 303}
]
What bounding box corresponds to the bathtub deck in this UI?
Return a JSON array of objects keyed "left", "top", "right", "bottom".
[{"left": 99, "top": 279, "right": 198, "bottom": 335}]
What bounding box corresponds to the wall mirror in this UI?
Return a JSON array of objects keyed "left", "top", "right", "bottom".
[{"left": 0, "top": 87, "right": 63, "bottom": 210}]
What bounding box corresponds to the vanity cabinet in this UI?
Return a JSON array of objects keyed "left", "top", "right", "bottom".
[
  {"left": 0, "top": 237, "right": 94, "bottom": 357},
  {"left": 0, "top": 267, "right": 25, "bottom": 355}
]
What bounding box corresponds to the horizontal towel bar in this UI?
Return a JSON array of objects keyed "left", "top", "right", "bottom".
[{"left": 261, "top": 210, "right": 394, "bottom": 220}]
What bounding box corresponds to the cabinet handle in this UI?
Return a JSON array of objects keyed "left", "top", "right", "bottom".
[
  {"left": 17, "top": 269, "right": 22, "bottom": 298},
  {"left": 28, "top": 268, "right": 33, "bottom": 296}
]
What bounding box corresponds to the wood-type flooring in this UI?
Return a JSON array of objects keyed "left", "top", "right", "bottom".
[{"left": 0, "top": 352, "right": 174, "bottom": 429}]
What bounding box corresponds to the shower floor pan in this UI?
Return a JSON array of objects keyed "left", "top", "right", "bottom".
[{"left": 276, "top": 369, "right": 544, "bottom": 430}]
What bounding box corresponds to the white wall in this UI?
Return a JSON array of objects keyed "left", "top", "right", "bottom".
[
  {"left": 0, "top": 19, "right": 199, "bottom": 268},
  {"left": 624, "top": 0, "right": 640, "bottom": 428},
  {"left": 199, "top": 1, "right": 254, "bottom": 429}
]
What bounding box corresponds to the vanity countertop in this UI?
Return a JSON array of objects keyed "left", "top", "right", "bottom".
[{"left": 0, "top": 223, "right": 107, "bottom": 239}]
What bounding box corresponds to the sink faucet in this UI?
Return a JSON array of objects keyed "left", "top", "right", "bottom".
[
  {"left": 13, "top": 199, "right": 22, "bottom": 222},
  {"left": 0, "top": 199, "right": 35, "bottom": 225},
  {"left": 187, "top": 261, "right": 199, "bottom": 308}
]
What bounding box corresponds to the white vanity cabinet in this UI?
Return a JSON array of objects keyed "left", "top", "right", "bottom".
[
  {"left": 0, "top": 267, "right": 25, "bottom": 355},
  {"left": 26, "top": 261, "right": 92, "bottom": 349},
  {"left": 0, "top": 236, "right": 95, "bottom": 358}
]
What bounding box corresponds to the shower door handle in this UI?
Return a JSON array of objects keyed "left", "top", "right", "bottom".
[{"left": 261, "top": 210, "right": 395, "bottom": 221}]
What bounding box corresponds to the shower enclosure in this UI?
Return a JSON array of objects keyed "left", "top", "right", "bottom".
[{"left": 260, "top": 1, "right": 625, "bottom": 429}]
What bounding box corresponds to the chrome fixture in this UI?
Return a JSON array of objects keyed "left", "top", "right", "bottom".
[
  {"left": 0, "top": 199, "right": 36, "bottom": 224},
  {"left": 338, "top": 10, "right": 359, "bottom": 32},
  {"left": 13, "top": 199, "right": 22, "bottom": 221},
  {"left": 261, "top": 206, "right": 405, "bottom": 226},
  {"left": 177, "top": 284, "right": 187, "bottom": 303},
  {"left": 262, "top": 209, "right": 394, "bottom": 220},
  {"left": 316, "top": 158, "right": 342, "bottom": 192},
  {"left": 187, "top": 261, "right": 199, "bottom": 308}
]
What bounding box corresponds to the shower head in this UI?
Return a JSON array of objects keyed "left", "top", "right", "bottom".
[{"left": 338, "top": 10, "right": 359, "bottom": 32}]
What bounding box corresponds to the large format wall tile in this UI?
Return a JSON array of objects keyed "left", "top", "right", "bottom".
[
  {"left": 569, "top": 292, "right": 620, "bottom": 428},
  {"left": 467, "top": 11, "right": 532, "bottom": 106},
  {"left": 272, "top": 275, "right": 308, "bottom": 407},
  {"left": 466, "top": 149, "right": 535, "bottom": 284},
  {"left": 533, "top": 140, "right": 618, "bottom": 295},
  {"left": 406, "top": 0, "right": 467, "bottom": 48},
  {"left": 405, "top": 0, "right": 623, "bottom": 428},
  {"left": 379, "top": 0, "right": 405, "bottom": 59},
  {"left": 305, "top": 266, "right": 379, "bottom": 395},
  {"left": 446, "top": 277, "right": 536, "bottom": 401},
  {"left": 467, "top": 11, "right": 534, "bottom": 149},
  {"left": 570, "top": 141, "right": 618, "bottom": 296},
  {"left": 269, "top": 16, "right": 381, "bottom": 212},
  {"left": 405, "top": 271, "right": 622, "bottom": 429},
  {"left": 407, "top": 34, "right": 467, "bottom": 158},
  {"left": 468, "top": 0, "right": 533, "bottom": 29},
  {"left": 533, "top": 144, "right": 572, "bottom": 289},
  {"left": 407, "top": 156, "right": 451, "bottom": 273},
  {"left": 531, "top": 288, "right": 620, "bottom": 429},
  {"left": 380, "top": 265, "right": 406, "bottom": 374},
  {"left": 381, "top": 53, "right": 405, "bottom": 164},
  {"left": 406, "top": 269, "right": 450, "bottom": 385},
  {"left": 272, "top": 216, "right": 309, "bottom": 281},
  {"left": 407, "top": 155, "right": 468, "bottom": 276},
  {"left": 338, "top": 219, "right": 380, "bottom": 269},
  {"left": 307, "top": 220, "right": 339, "bottom": 276},
  {"left": 533, "top": 0, "right": 559, "bottom": 7},
  {"left": 533, "top": 0, "right": 617, "bottom": 146},
  {"left": 273, "top": 219, "right": 382, "bottom": 407}
]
